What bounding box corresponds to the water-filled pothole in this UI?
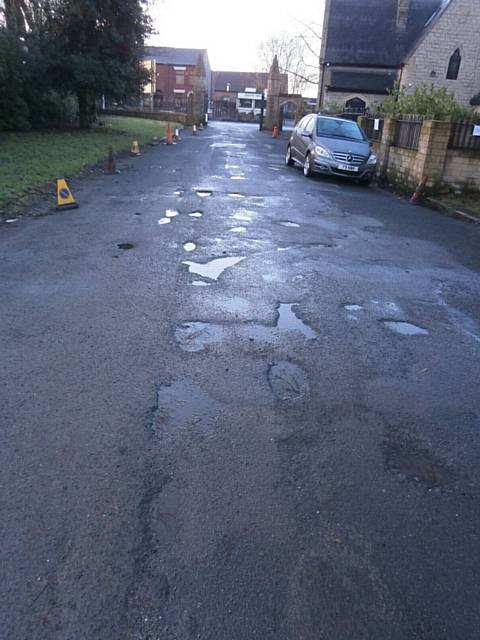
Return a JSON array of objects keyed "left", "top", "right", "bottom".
[
  {"left": 196, "top": 190, "right": 212, "bottom": 198},
  {"left": 153, "top": 380, "right": 219, "bottom": 431},
  {"left": 231, "top": 176, "right": 246, "bottom": 180},
  {"left": 233, "top": 211, "right": 253, "bottom": 221},
  {"left": 189, "top": 211, "right": 203, "bottom": 218},
  {"left": 183, "top": 256, "right": 245, "bottom": 281},
  {"left": 382, "top": 320, "right": 429, "bottom": 336},
  {"left": 230, "top": 226, "right": 247, "bottom": 233},
  {"left": 158, "top": 218, "right": 171, "bottom": 225},
  {"left": 276, "top": 303, "right": 317, "bottom": 339},
  {"left": 165, "top": 209, "right": 179, "bottom": 218},
  {"left": 228, "top": 193, "right": 245, "bottom": 199},
  {"left": 117, "top": 242, "right": 134, "bottom": 250},
  {"left": 345, "top": 304, "right": 363, "bottom": 312},
  {"left": 183, "top": 242, "right": 196, "bottom": 252},
  {"left": 268, "top": 361, "right": 309, "bottom": 401},
  {"left": 175, "top": 322, "right": 223, "bottom": 352},
  {"left": 191, "top": 280, "right": 211, "bottom": 287},
  {"left": 280, "top": 221, "right": 300, "bottom": 228}
]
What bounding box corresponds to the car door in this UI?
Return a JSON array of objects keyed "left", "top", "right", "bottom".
[
  {"left": 291, "top": 116, "right": 309, "bottom": 161},
  {"left": 296, "top": 115, "right": 314, "bottom": 162}
]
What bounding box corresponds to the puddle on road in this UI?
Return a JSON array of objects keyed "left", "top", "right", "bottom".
[
  {"left": 189, "top": 211, "right": 203, "bottom": 218},
  {"left": 230, "top": 226, "right": 247, "bottom": 233},
  {"left": 345, "top": 304, "right": 363, "bottom": 312},
  {"left": 165, "top": 209, "right": 179, "bottom": 218},
  {"left": 183, "top": 256, "right": 245, "bottom": 280},
  {"left": 175, "top": 322, "right": 223, "bottom": 352},
  {"left": 228, "top": 193, "right": 246, "bottom": 199},
  {"left": 183, "top": 242, "right": 196, "bottom": 252},
  {"left": 231, "top": 176, "right": 246, "bottom": 180},
  {"left": 233, "top": 211, "right": 253, "bottom": 221},
  {"left": 210, "top": 142, "right": 247, "bottom": 149},
  {"left": 174, "top": 190, "right": 184, "bottom": 196},
  {"left": 153, "top": 380, "right": 219, "bottom": 431},
  {"left": 217, "top": 297, "right": 251, "bottom": 314},
  {"left": 191, "top": 280, "right": 211, "bottom": 287},
  {"left": 226, "top": 164, "right": 240, "bottom": 170},
  {"left": 277, "top": 303, "right": 317, "bottom": 339},
  {"left": 196, "top": 190, "right": 212, "bottom": 198},
  {"left": 158, "top": 218, "right": 171, "bottom": 225},
  {"left": 280, "top": 221, "right": 300, "bottom": 228},
  {"left": 268, "top": 361, "right": 309, "bottom": 401},
  {"left": 117, "top": 242, "right": 134, "bottom": 250},
  {"left": 382, "top": 320, "right": 429, "bottom": 336}
]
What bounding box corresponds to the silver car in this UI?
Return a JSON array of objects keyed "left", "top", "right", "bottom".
[{"left": 286, "top": 114, "right": 377, "bottom": 185}]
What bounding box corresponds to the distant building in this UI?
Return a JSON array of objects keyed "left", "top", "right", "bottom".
[
  {"left": 142, "top": 46, "right": 211, "bottom": 108},
  {"left": 319, "top": 0, "right": 480, "bottom": 111},
  {"left": 212, "top": 71, "right": 288, "bottom": 119}
]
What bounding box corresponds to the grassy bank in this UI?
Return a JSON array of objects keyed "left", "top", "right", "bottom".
[
  {"left": 438, "top": 193, "right": 480, "bottom": 218},
  {"left": 0, "top": 116, "right": 173, "bottom": 213}
]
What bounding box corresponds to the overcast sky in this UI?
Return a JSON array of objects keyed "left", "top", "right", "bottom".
[{"left": 148, "top": 0, "right": 325, "bottom": 72}]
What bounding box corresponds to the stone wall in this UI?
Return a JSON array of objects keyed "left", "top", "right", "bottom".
[
  {"left": 361, "top": 115, "right": 480, "bottom": 194},
  {"left": 323, "top": 90, "right": 386, "bottom": 112},
  {"left": 402, "top": 0, "right": 480, "bottom": 107},
  {"left": 443, "top": 149, "right": 480, "bottom": 189}
]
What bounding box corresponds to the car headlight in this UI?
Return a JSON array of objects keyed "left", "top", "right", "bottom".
[
  {"left": 367, "top": 153, "right": 377, "bottom": 165},
  {"left": 314, "top": 145, "right": 332, "bottom": 158}
]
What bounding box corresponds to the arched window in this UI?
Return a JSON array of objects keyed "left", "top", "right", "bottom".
[
  {"left": 345, "top": 97, "right": 366, "bottom": 114},
  {"left": 446, "top": 49, "right": 461, "bottom": 80}
]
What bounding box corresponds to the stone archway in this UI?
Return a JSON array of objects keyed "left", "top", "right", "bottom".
[{"left": 279, "top": 99, "right": 300, "bottom": 131}]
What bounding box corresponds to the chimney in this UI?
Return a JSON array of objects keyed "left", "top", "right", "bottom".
[{"left": 396, "top": 0, "right": 410, "bottom": 31}]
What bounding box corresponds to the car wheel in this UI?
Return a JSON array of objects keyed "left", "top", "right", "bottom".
[
  {"left": 286, "top": 145, "right": 294, "bottom": 167},
  {"left": 303, "top": 153, "right": 313, "bottom": 178}
]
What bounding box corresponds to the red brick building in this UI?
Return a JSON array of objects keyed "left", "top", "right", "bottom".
[{"left": 142, "top": 47, "right": 211, "bottom": 109}]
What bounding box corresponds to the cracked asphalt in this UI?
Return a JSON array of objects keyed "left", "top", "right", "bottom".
[{"left": 1, "top": 121, "right": 480, "bottom": 639}]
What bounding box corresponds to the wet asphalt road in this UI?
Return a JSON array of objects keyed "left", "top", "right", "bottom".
[{"left": 1, "top": 121, "right": 480, "bottom": 639}]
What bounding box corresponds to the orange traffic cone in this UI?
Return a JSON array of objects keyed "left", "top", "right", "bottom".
[
  {"left": 130, "top": 140, "right": 140, "bottom": 156},
  {"left": 273, "top": 125, "right": 279, "bottom": 139},
  {"left": 105, "top": 146, "right": 119, "bottom": 174},
  {"left": 166, "top": 124, "right": 174, "bottom": 145},
  {"left": 410, "top": 175, "right": 428, "bottom": 204}
]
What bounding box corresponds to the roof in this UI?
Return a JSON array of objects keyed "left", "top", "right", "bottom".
[
  {"left": 329, "top": 70, "right": 397, "bottom": 94},
  {"left": 325, "top": 0, "right": 447, "bottom": 67},
  {"left": 213, "top": 72, "right": 270, "bottom": 93},
  {"left": 143, "top": 46, "right": 208, "bottom": 67},
  {"left": 212, "top": 71, "right": 289, "bottom": 93}
]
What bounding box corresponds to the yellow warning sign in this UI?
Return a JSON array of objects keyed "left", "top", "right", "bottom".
[{"left": 56, "top": 179, "right": 78, "bottom": 211}]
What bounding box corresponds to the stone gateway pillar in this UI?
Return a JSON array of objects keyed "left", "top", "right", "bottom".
[
  {"left": 189, "top": 53, "right": 208, "bottom": 126},
  {"left": 265, "top": 55, "right": 282, "bottom": 131}
]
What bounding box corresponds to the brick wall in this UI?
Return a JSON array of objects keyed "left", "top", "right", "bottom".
[
  {"left": 402, "top": 0, "right": 480, "bottom": 107},
  {"left": 154, "top": 64, "right": 195, "bottom": 102}
]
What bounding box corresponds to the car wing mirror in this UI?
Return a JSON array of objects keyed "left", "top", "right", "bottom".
[{"left": 301, "top": 131, "right": 312, "bottom": 138}]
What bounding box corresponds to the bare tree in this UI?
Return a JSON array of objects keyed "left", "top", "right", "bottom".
[{"left": 258, "top": 22, "right": 322, "bottom": 97}]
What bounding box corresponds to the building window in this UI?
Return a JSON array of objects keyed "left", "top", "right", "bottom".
[
  {"left": 176, "top": 72, "right": 185, "bottom": 85},
  {"left": 446, "top": 49, "right": 461, "bottom": 80}
]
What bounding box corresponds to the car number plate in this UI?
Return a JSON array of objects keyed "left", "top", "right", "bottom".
[{"left": 337, "top": 163, "right": 359, "bottom": 172}]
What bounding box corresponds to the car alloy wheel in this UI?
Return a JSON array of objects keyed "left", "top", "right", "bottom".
[{"left": 304, "top": 153, "right": 312, "bottom": 177}]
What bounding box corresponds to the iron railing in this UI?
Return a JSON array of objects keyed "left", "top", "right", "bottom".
[
  {"left": 448, "top": 117, "right": 480, "bottom": 151},
  {"left": 393, "top": 115, "right": 424, "bottom": 150}
]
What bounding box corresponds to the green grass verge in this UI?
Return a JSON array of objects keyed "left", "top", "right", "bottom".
[
  {"left": 0, "top": 116, "right": 174, "bottom": 212},
  {"left": 439, "top": 193, "right": 480, "bottom": 217}
]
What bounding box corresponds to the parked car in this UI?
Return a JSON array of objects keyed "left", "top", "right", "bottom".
[{"left": 286, "top": 114, "right": 377, "bottom": 185}]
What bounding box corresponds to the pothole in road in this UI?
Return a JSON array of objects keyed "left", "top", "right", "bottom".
[
  {"left": 158, "top": 218, "right": 171, "bottom": 225},
  {"left": 382, "top": 320, "right": 429, "bottom": 336},
  {"left": 344, "top": 304, "right": 363, "bottom": 312},
  {"left": 228, "top": 193, "right": 245, "bottom": 199},
  {"left": 230, "top": 226, "right": 247, "bottom": 233},
  {"left": 231, "top": 176, "right": 246, "bottom": 180},
  {"left": 276, "top": 303, "right": 317, "bottom": 339},
  {"left": 279, "top": 221, "right": 300, "bottom": 228},
  {"left": 153, "top": 380, "right": 220, "bottom": 431},
  {"left": 175, "top": 322, "right": 223, "bottom": 352},
  {"left": 182, "top": 256, "right": 245, "bottom": 281},
  {"left": 268, "top": 361, "right": 309, "bottom": 402},
  {"left": 174, "top": 190, "right": 184, "bottom": 197},
  {"left": 117, "top": 242, "right": 134, "bottom": 250},
  {"left": 196, "top": 190, "right": 212, "bottom": 198},
  {"left": 189, "top": 211, "right": 203, "bottom": 218},
  {"left": 191, "top": 280, "right": 211, "bottom": 287},
  {"left": 165, "top": 209, "right": 179, "bottom": 218},
  {"left": 210, "top": 142, "right": 246, "bottom": 149},
  {"left": 183, "top": 242, "right": 196, "bottom": 252}
]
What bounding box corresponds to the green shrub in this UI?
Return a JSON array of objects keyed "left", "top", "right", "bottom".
[{"left": 379, "top": 83, "right": 475, "bottom": 119}]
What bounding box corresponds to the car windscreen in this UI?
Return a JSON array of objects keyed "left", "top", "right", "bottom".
[{"left": 316, "top": 118, "right": 365, "bottom": 141}]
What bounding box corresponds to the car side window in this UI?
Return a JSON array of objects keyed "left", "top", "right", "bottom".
[
  {"left": 306, "top": 116, "right": 315, "bottom": 134},
  {"left": 296, "top": 116, "right": 307, "bottom": 131}
]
